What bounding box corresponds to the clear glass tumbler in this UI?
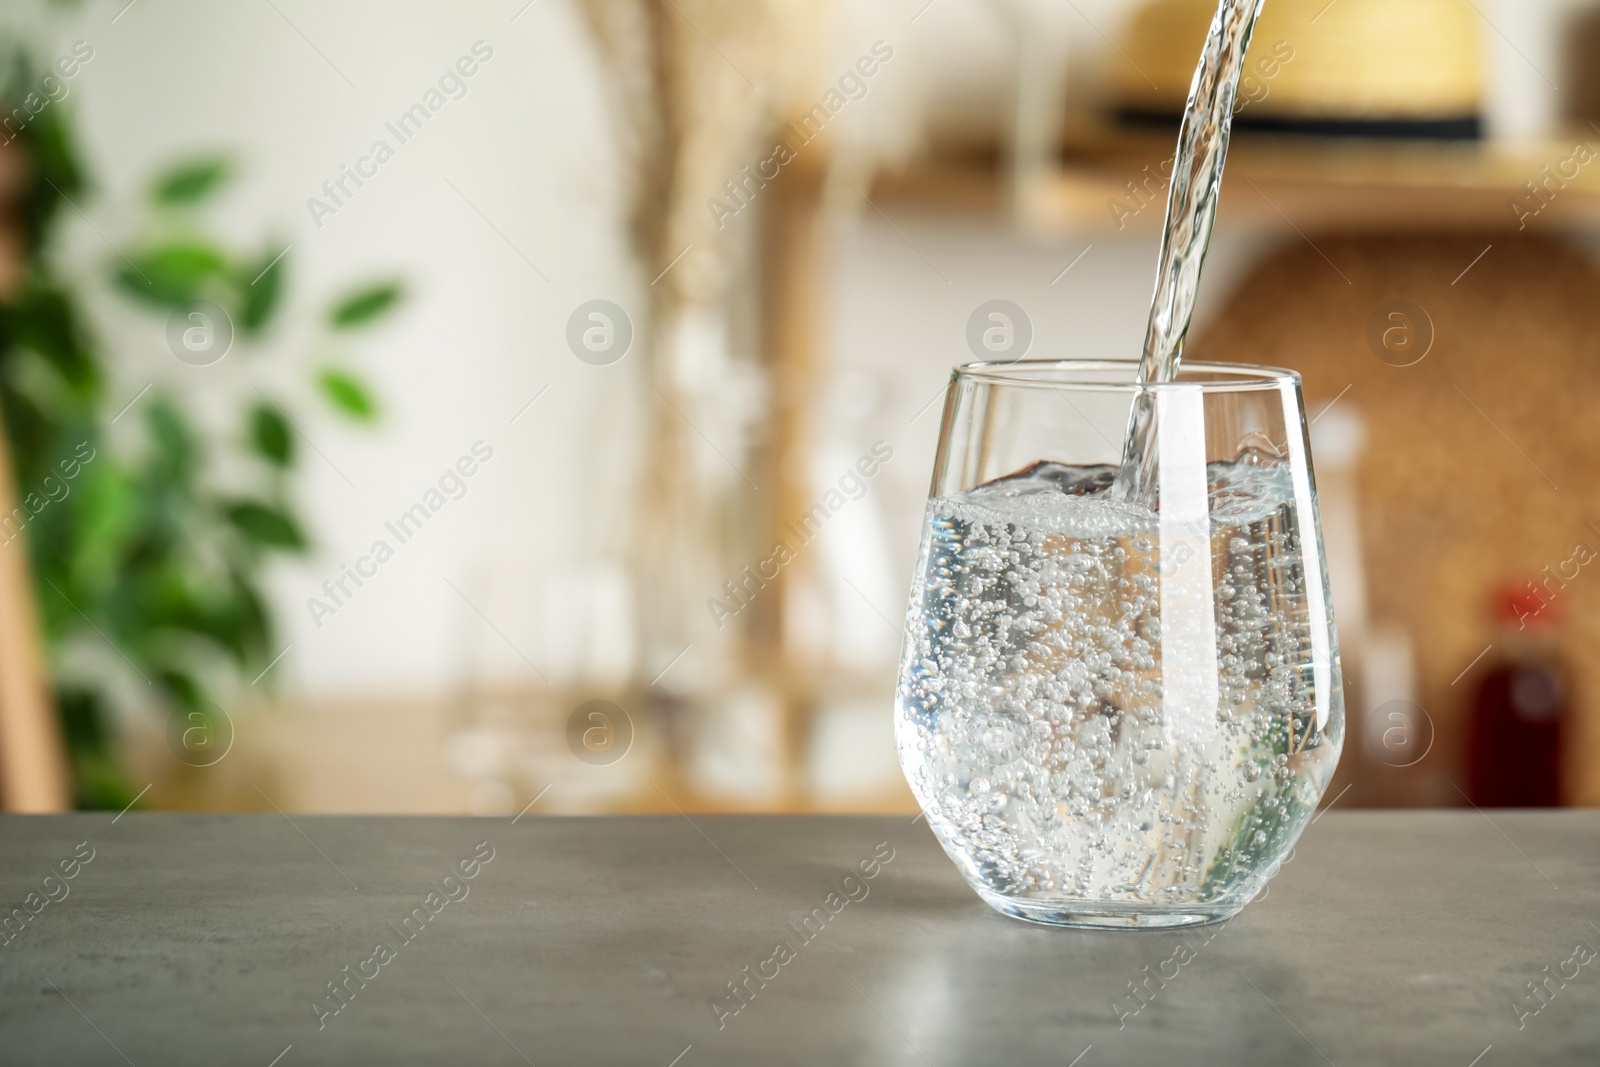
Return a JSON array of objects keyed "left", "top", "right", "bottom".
[{"left": 895, "top": 360, "right": 1344, "bottom": 929}]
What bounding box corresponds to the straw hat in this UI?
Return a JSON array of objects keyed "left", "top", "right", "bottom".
[{"left": 1114, "top": 0, "right": 1484, "bottom": 137}]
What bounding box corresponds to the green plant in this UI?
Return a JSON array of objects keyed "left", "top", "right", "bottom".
[{"left": 0, "top": 47, "right": 402, "bottom": 808}]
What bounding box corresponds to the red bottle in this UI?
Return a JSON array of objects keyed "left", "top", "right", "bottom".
[{"left": 1465, "top": 586, "right": 1568, "bottom": 808}]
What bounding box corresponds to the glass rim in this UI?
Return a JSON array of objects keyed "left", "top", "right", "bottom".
[{"left": 953, "top": 359, "right": 1301, "bottom": 393}]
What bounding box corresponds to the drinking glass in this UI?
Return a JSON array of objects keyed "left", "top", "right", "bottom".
[{"left": 895, "top": 360, "right": 1344, "bottom": 929}]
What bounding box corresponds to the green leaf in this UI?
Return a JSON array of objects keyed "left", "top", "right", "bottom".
[
  {"left": 115, "top": 242, "right": 228, "bottom": 307},
  {"left": 239, "top": 246, "right": 287, "bottom": 334},
  {"left": 152, "top": 158, "right": 230, "bottom": 206},
  {"left": 156, "top": 669, "right": 203, "bottom": 712},
  {"left": 70, "top": 464, "right": 139, "bottom": 600},
  {"left": 249, "top": 403, "right": 293, "bottom": 465},
  {"left": 328, "top": 282, "right": 402, "bottom": 329},
  {"left": 57, "top": 688, "right": 135, "bottom": 812},
  {"left": 224, "top": 502, "right": 306, "bottom": 551},
  {"left": 1, "top": 284, "right": 100, "bottom": 399},
  {"left": 222, "top": 570, "right": 272, "bottom": 668},
  {"left": 19, "top": 116, "right": 87, "bottom": 258},
  {"left": 317, "top": 370, "right": 377, "bottom": 420},
  {"left": 146, "top": 399, "right": 198, "bottom": 484}
]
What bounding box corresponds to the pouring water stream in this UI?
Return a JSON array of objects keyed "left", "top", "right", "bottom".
[{"left": 1116, "top": 0, "right": 1267, "bottom": 503}]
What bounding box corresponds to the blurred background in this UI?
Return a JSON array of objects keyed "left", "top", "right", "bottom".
[{"left": 0, "top": 0, "right": 1597, "bottom": 815}]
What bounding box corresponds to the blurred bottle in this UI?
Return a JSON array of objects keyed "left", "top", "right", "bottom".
[{"left": 1465, "top": 585, "right": 1569, "bottom": 807}]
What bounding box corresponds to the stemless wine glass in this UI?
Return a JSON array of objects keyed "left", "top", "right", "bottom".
[{"left": 895, "top": 360, "right": 1344, "bottom": 929}]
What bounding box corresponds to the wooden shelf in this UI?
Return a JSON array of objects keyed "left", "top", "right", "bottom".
[{"left": 872, "top": 128, "right": 1600, "bottom": 235}]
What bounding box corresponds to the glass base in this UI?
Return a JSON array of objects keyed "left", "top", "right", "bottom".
[{"left": 975, "top": 886, "right": 1240, "bottom": 930}]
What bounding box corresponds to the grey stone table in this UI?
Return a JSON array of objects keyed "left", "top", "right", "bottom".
[{"left": 0, "top": 812, "right": 1596, "bottom": 1066}]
